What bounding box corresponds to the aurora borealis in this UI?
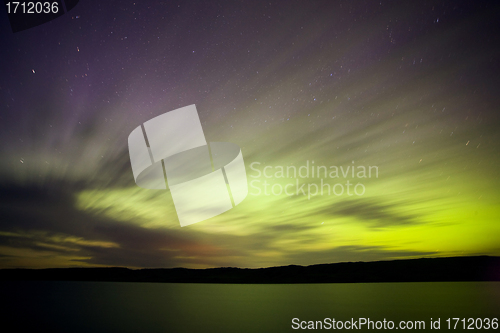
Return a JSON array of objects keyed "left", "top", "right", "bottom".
[{"left": 0, "top": 0, "right": 499, "bottom": 269}]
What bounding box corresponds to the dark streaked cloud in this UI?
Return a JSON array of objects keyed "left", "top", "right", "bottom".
[
  {"left": 0, "top": 182, "right": 231, "bottom": 268},
  {"left": 321, "top": 199, "right": 419, "bottom": 228}
]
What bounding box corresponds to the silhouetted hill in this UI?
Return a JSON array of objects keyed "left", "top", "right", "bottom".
[{"left": 1, "top": 256, "right": 499, "bottom": 283}]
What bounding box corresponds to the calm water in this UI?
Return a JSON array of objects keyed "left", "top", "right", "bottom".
[{"left": 1, "top": 282, "right": 499, "bottom": 332}]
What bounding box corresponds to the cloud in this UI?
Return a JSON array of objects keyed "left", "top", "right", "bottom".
[
  {"left": 320, "top": 198, "right": 419, "bottom": 228},
  {"left": 0, "top": 182, "right": 233, "bottom": 268}
]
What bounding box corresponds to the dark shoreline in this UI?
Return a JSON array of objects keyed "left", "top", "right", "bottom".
[{"left": 1, "top": 256, "right": 499, "bottom": 284}]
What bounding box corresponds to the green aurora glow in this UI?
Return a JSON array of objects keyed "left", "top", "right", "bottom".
[{"left": 0, "top": 0, "right": 499, "bottom": 268}]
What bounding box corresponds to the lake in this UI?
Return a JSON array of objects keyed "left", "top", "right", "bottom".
[{"left": 1, "top": 282, "right": 499, "bottom": 332}]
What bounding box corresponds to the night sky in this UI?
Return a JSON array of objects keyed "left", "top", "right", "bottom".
[{"left": 0, "top": 0, "right": 499, "bottom": 269}]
